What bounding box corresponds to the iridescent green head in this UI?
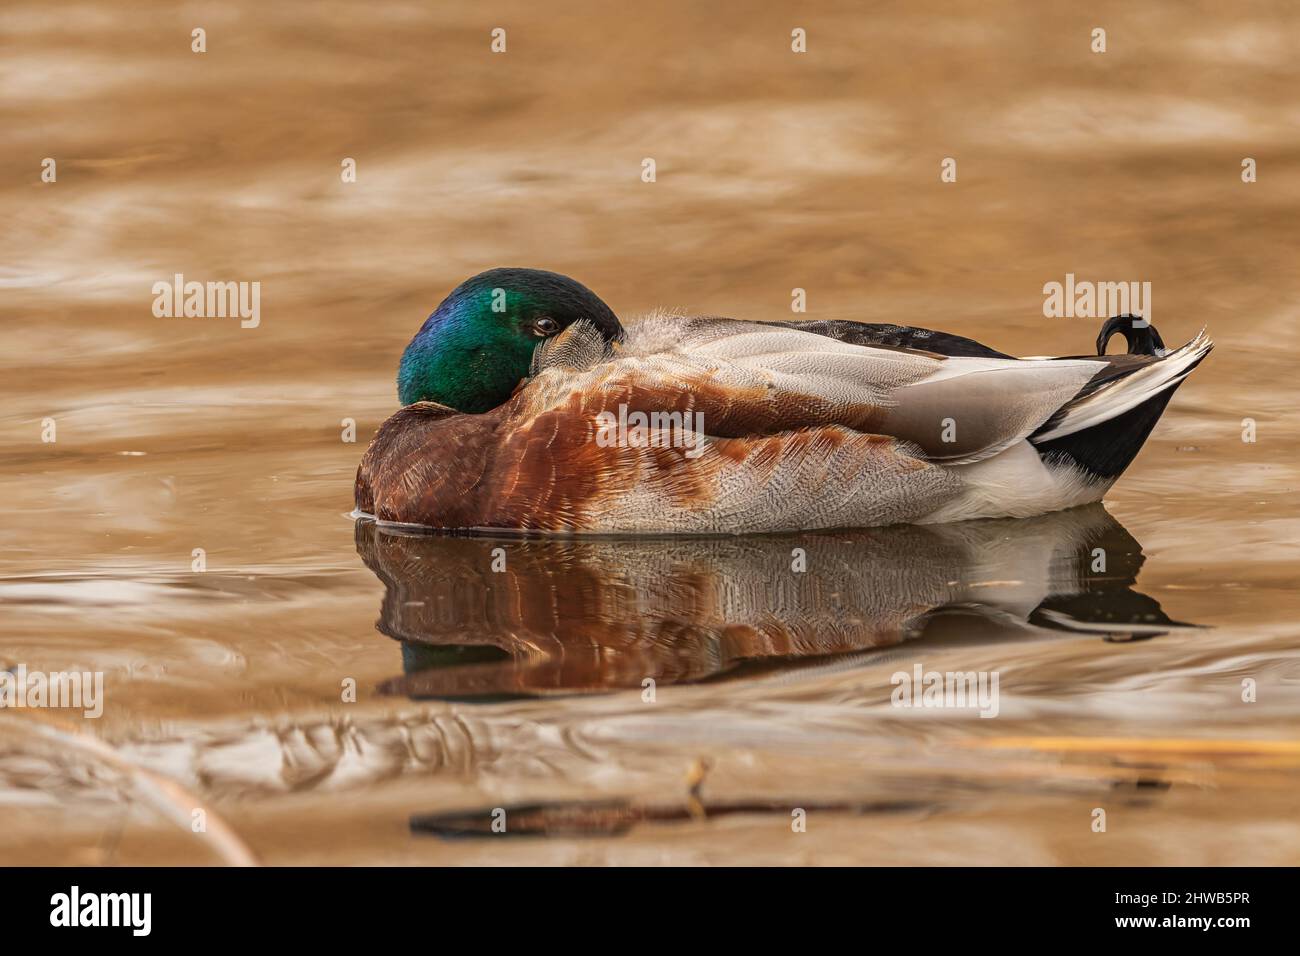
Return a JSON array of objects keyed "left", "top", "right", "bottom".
[{"left": 397, "top": 268, "right": 624, "bottom": 412}]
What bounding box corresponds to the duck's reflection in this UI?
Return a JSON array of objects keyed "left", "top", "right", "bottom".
[{"left": 355, "top": 505, "right": 1192, "bottom": 701}]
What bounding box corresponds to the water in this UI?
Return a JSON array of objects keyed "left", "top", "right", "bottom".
[{"left": 2, "top": 0, "right": 1299, "bottom": 864}]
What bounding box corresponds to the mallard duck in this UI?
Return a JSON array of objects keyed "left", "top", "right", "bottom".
[{"left": 355, "top": 268, "right": 1211, "bottom": 533}]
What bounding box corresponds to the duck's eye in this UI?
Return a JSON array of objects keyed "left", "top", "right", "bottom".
[{"left": 531, "top": 316, "right": 560, "bottom": 336}]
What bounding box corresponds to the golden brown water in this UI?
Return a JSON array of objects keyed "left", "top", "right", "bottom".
[{"left": 3, "top": 0, "right": 1299, "bottom": 864}]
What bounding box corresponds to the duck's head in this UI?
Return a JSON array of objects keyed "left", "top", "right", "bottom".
[{"left": 396, "top": 268, "right": 624, "bottom": 412}]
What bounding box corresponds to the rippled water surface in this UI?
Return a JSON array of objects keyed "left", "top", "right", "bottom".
[{"left": 3, "top": 1, "right": 1299, "bottom": 864}]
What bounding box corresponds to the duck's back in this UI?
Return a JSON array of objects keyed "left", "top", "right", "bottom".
[{"left": 356, "top": 313, "right": 1206, "bottom": 533}]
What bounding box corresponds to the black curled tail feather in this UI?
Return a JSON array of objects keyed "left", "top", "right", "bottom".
[{"left": 1097, "top": 314, "right": 1166, "bottom": 357}]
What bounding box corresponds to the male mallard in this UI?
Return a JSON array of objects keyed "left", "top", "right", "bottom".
[{"left": 355, "top": 268, "right": 1211, "bottom": 533}]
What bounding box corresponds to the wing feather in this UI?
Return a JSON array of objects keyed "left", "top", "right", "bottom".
[{"left": 531, "top": 317, "right": 1104, "bottom": 466}]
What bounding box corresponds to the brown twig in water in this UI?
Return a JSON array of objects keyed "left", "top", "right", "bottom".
[{"left": 684, "top": 757, "right": 712, "bottom": 821}]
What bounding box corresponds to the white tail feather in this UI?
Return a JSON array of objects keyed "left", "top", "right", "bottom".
[{"left": 1032, "top": 330, "right": 1212, "bottom": 443}]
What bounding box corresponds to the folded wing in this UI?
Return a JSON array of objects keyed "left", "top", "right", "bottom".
[{"left": 542, "top": 317, "right": 1107, "bottom": 466}]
